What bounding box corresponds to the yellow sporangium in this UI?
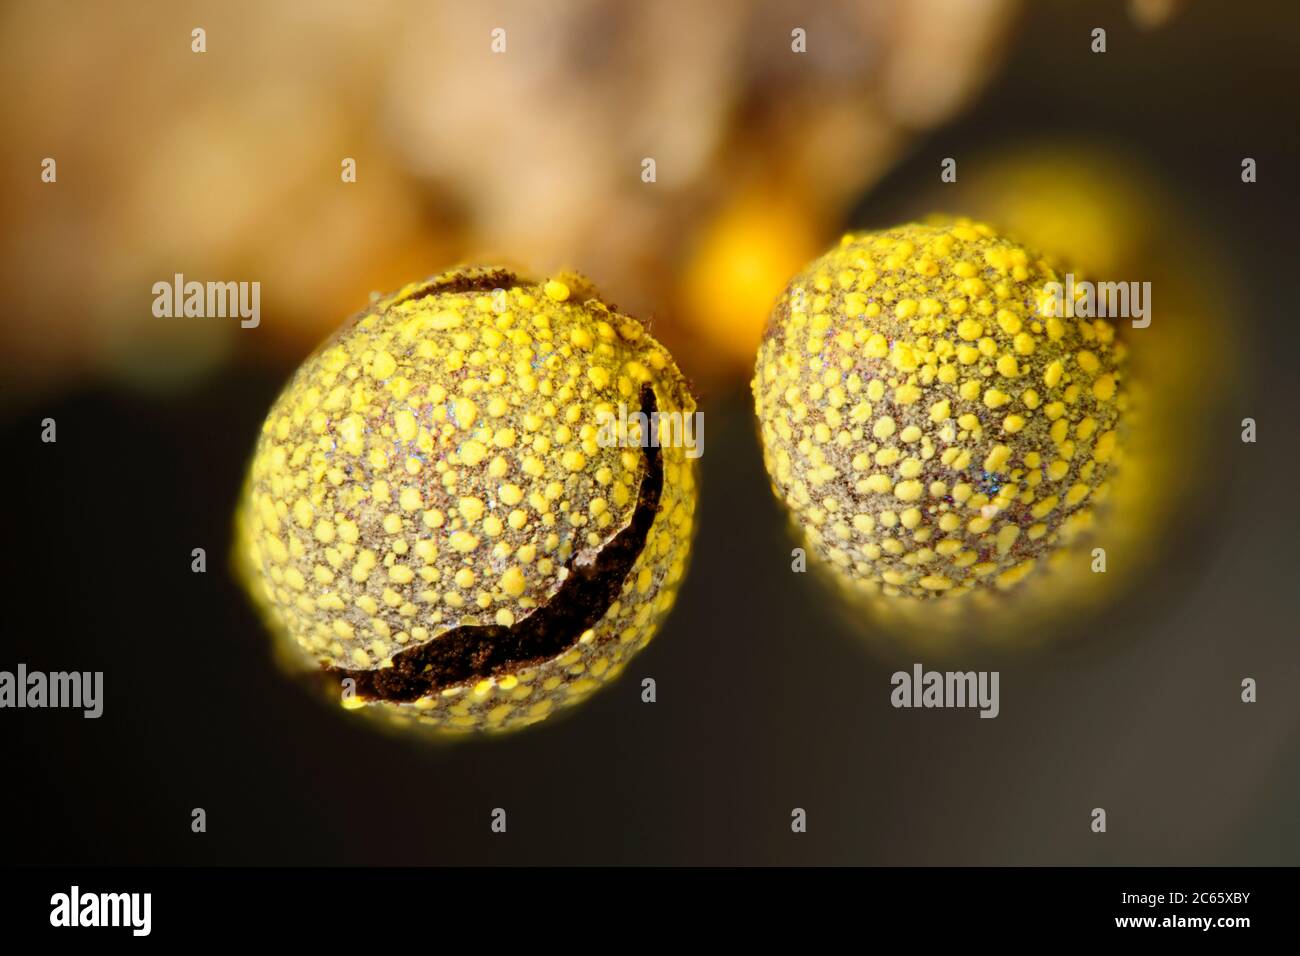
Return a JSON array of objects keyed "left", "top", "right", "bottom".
[
  {"left": 753, "top": 221, "right": 1126, "bottom": 600},
  {"left": 235, "top": 266, "right": 697, "bottom": 733}
]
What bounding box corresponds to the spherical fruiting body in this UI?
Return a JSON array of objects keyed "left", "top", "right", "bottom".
[
  {"left": 236, "top": 267, "right": 697, "bottom": 732},
  {"left": 753, "top": 221, "right": 1126, "bottom": 600}
]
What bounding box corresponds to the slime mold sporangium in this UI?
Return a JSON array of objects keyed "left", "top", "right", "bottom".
[
  {"left": 753, "top": 221, "right": 1127, "bottom": 603},
  {"left": 235, "top": 267, "right": 698, "bottom": 733}
]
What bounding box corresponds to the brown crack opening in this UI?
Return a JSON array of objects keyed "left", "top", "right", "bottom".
[
  {"left": 324, "top": 384, "right": 663, "bottom": 702},
  {"left": 396, "top": 266, "right": 528, "bottom": 305}
]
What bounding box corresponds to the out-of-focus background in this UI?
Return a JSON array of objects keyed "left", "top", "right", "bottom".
[
  {"left": 3, "top": 0, "right": 1025, "bottom": 397},
  {"left": 3, "top": 0, "right": 1298, "bottom": 864}
]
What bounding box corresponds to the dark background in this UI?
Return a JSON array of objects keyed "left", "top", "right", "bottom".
[{"left": 3, "top": 2, "right": 1298, "bottom": 865}]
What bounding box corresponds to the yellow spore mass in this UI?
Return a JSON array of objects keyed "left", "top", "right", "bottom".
[
  {"left": 753, "top": 221, "right": 1126, "bottom": 601},
  {"left": 236, "top": 266, "right": 697, "bottom": 733}
]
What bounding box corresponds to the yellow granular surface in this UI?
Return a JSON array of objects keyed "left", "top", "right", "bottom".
[
  {"left": 753, "top": 221, "right": 1127, "bottom": 600},
  {"left": 235, "top": 266, "right": 697, "bottom": 733}
]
